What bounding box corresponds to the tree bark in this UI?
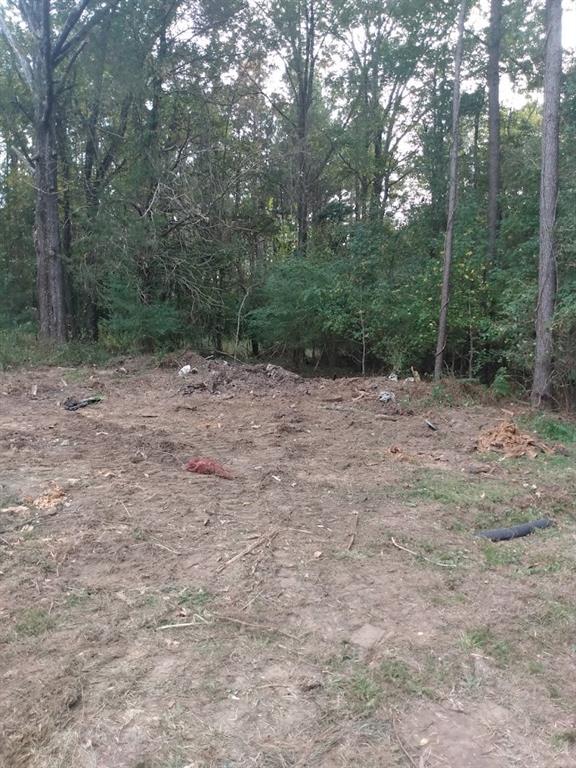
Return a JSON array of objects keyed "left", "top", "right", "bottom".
[
  {"left": 434, "top": 0, "right": 467, "bottom": 380},
  {"left": 34, "top": 0, "right": 66, "bottom": 342},
  {"left": 291, "top": 0, "right": 315, "bottom": 254},
  {"left": 531, "top": 0, "right": 562, "bottom": 407},
  {"left": 487, "top": 0, "right": 502, "bottom": 265}
]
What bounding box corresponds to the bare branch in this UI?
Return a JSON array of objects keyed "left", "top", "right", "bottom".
[
  {"left": 52, "top": 0, "right": 92, "bottom": 61},
  {"left": 53, "top": 0, "right": 121, "bottom": 66},
  {"left": 0, "top": 9, "right": 33, "bottom": 89}
]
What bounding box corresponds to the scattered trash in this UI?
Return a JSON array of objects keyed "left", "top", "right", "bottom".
[
  {"left": 476, "top": 517, "right": 553, "bottom": 542},
  {"left": 404, "top": 377, "right": 415, "bottom": 383},
  {"left": 388, "top": 373, "right": 398, "bottom": 381},
  {"left": 379, "top": 390, "right": 396, "bottom": 403},
  {"left": 63, "top": 396, "right": 102, "bottom": 411},
  {"left": 425, "top": 419, "right": 438, "bottom": 431},
  {"left": 477, "top": 420, "right": 553, "bottom": 459},
  {"left": 178, "top": 364, "right": 192, "bottom": 376},
  {"left": 185, "top": 458, "right": 234, "bottom": 479}
]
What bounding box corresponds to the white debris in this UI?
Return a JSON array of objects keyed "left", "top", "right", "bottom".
[
  {"left": 387, "top": 372, "right": 399, "bottom": 381},
  {"left": 178, "top": 365, "right": 192, "bottom": 377},
  {"left": 379, "top": 390, "right": 396, "bottom": 403},
  {"left": 404, "top": 376, "right": 415, "bottom": 383}
]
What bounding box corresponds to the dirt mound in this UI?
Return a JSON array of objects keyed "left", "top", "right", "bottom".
[
  {"left": 477, "top": 419, "right": 553, "bottom": 458},
  {"left": 180, "top": 359, "right": 304, "bottom": 396}
]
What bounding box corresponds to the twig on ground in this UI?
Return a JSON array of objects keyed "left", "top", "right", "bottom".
[
  {"left": 391, "top": 714, "right": 419, "bottom": 768},
  {"left": 159, "top": 611, "right": 302, "bottom": 642},
  {"left": 390, "top": 537, "right": 457, "bottom": 568},
  {"left": 216, "top": 530, "right": 278, "bottom": 572},
  {"left": 425, "top": 419, "right": 438, "bottom": 431},
  {"left": 346, "top": 511, "right": 359, "bottom": 551},
  {"left": 212, "top": 613, "right": 302, "bottom": 642},
  {"left": 0, "top": 508, "right": 58, "bottom": 535},
  {"left": 158, "top": 613, "right": 211, "bottom": 630},
  {"left": 149, "top": 538, "right": 182, "bottom": 555}
]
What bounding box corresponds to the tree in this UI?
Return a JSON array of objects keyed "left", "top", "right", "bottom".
[
  {"left": 487, "top": 0, "right": 502, "bottom": 264},
  {"left": 531, "top": 0, "right": 562, "bottom": 406},
  {"left": 434, "top": 0, "right": 467, "bottom": 380},
  {"left": 0, "top": 0, "right": 117, "bottom": 341}
]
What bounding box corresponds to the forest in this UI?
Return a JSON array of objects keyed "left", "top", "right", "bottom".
[{"left": 0, "top": 0, "right": 574, "bottom": 405}]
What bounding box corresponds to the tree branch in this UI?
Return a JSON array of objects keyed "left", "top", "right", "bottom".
[
  {"left": 52, "top": 0, "right": 92, "bottom": 61},
  {"left": 0, "top": 9, "right": 33, "bottom": 89}
]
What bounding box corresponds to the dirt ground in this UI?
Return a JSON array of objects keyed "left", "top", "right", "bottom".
[{"left": 1, "top": 357, "right": 575, "bottom": 768}]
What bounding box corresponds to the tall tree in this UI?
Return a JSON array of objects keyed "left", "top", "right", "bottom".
[
  {"left": 0, "top": 0, "right": 116, "bottom": 341},
  {"left": 531, "top": 0, "right": 562, "bottom": 406},
  {"left": 434, "top": 0, "right": 467, "bottom": 380},
  {"left": 487, "top": 0, "right": 502, "bottom": 264}
]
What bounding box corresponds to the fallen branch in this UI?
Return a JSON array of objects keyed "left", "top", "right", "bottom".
[
  {"left": 391, "top": 714, "right": 419, "bottom": 768},
  {"left": 212, "top": 613, "right": 302, "bottom": 642},
  {"left": 346, "top": 511, "right": 359, "bottom": 551},
  {"left": 149, "top": 538, "right": 183, "bottom": 555},
  {"left": 390, "top": 537, "right": 457, "bottom": 568},
  {"left": 216, "top": 530, "right": 278, "bottom": 572}
]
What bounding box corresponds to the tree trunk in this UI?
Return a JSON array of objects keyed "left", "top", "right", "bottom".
[
  {"left": 487, "top": 0, "right": 502, "bottom": 264},
  {"left": 34, "top": 0, "right": 66, "bottom": 342},
  {"left": 434, "top": 0, "right": 467, "bottom": 380},
  {"left": 531, "top": 0, "right": 562, "bottom": 407}
]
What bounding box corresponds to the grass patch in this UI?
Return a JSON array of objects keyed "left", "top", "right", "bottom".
[
  {"left": 482, "top": 542, "right": 523, "bottom": 568},
  {"left": 176, "top": 587, "right": 213, "bottom": 610},
  {"left": 522, "top": 414, "right": 576, "bottom": 444},
  {"left": 460, "top": 627, "right": 511, "bottom": 667},
  {"left": 65, "top": 589, "right": 93, "bottom": 608},
  {"left": 473, "top": 506, "right": 547, "bottom": 531},
  {"left": 404, "top": 469, "right": 518, "bottom": 511},
  {"left": 0, "top": 329, "right": 113, "bottom": 370},
  {"left": 552, "top": 729, "right": 576, "bottom": 748},
  {"left": 15, "top": 608, "right": 55, "bottom": 637},
  {"left": 326, "top": 651, "right": 436, "bottom": 716}
]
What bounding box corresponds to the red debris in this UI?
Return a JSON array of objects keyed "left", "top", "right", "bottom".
[{"left": 185, "top": 457, "right": 234, "bottom": 479}]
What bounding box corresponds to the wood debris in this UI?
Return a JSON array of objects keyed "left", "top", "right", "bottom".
[
  {"left": 31, "top": 484, "right": 67, "bottom": 509},
  {"left": 477, "top": 420, "right": 553, "bottom": 459}
]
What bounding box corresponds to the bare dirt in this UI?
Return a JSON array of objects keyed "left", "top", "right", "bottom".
[{"left": 1, "top": 357, "right": 575, "bottom": 768}]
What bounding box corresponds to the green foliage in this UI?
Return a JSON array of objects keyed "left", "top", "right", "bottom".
[
  {"left": 491, "top": 367, "right": 512, "bottom": 398},
  {"left": 0, "top": 0, "right": 574, "bottom": 399},
  {"left": 0, "top": 329, "right": 111, "bottom": 370},
  {"left": 101, "top": 278, "right": 185, "bottom": 352}
]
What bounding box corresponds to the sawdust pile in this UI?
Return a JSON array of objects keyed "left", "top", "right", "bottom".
[
  {"left": 477, "top": 420, "right": 553, "bottom": 459},
  {"left": 31, "top": 484, "right": 67, "bottom": 509}
]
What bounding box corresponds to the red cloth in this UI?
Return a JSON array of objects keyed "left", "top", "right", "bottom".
[{"left": 185, "top": 458, "right": 234, "bottom": 479}]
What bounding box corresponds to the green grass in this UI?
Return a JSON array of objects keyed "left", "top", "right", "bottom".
[
  {"left": 0, "top": 329, "right": 113, "bottom": 370},
  {"left": 65, "top": 589, "right": 93, "bottom": 608},
  {"left": 482, "top": 542, "right": 523, "bottom": 568},
  {"left": 403, "top": 469, "right": 518, "bottom": 510},
  {"left": 522, "top": 414, "right": 576, "bottom": 444},
  {"left": 552, "top": 729, "right": 576, "bottom": 748},
  {"left": 460, "top": 627, "right": 511, "bottom": 667},
  {"left": 325, "top": 651, "right": 437, "bottom": 717},
  {"left": 15, "top": 608, "right": 55, "bottom": 637},
  {"left": 176, "top": 587, "right": 213, "bottom": 610}
]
